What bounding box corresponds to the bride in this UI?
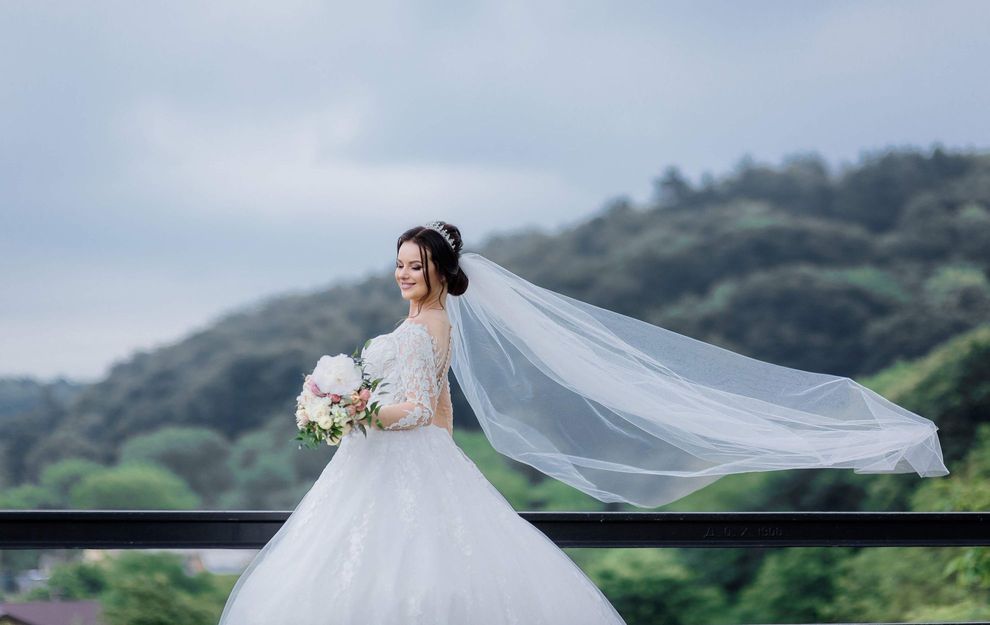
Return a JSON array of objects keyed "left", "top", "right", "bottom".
[{"left": 217, "top": 221, "right": 947, "bottom": 624}]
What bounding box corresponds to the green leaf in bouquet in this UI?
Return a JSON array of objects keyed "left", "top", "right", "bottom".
[{"left": 293, "top": 430, "right": 318, "bottom": 450}]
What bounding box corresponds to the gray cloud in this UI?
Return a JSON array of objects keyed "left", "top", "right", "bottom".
[{"left": 3, "top": 0, "right": 989, "bottom": 380}]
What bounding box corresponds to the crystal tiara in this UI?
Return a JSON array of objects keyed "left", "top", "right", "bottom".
[{"left": 423, "top": 221, "right": 455, "bottom": 251}]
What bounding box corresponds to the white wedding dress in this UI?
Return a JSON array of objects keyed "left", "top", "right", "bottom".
[{"left": 217, "top": 318, "right": 627, "bottom": 625}]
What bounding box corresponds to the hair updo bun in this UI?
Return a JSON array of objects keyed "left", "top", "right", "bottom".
[{"left": 437, "top": 223, "right": 469, "bottom": 297}]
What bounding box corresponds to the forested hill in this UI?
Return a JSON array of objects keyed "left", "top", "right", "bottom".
[{"left": 2, "top": 147, "right": 988, "bottom": 483}]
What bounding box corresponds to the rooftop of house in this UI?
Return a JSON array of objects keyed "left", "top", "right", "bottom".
[{"left": 0, "top": 600, "right": 102, "bottom": 625}]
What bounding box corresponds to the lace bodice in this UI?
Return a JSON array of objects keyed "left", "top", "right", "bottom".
[{"left": 361, "top": 318, "right": 454, "bottom": 433}]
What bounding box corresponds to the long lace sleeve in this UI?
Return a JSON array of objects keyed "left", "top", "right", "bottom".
[{"left": 381, "top": 323, "right": 440, "bottom": 430}]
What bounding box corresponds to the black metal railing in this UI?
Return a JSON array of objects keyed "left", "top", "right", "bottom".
[
  {"left": 1, "top": 510, "right": 987, "bottom": 625},
  {"left": 0, "top": 510, "right": 987, "bottom": 549}
]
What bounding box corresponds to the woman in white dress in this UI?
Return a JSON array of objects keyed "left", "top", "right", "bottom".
[
  {"left": 217, "top": 222, "right": 629, "bottom": 624},
  {"left": 218, "top": 220, "right": 947, "bottom": 624}
]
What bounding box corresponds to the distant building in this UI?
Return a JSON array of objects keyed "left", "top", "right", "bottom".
[{"left": 0, "top": 600, "right": 102, "bottom": 625}]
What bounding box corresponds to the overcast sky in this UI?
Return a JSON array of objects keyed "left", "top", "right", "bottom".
[{"left": 3, "top": 0, "right": 989, "bottom": 383}]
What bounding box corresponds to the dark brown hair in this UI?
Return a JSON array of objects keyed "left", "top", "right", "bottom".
[{"left": 396, "top": 222, "right": 469, "bottom": 318}]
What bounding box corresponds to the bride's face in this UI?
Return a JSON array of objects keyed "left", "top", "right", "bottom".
[{"left": 396, "top": 241, "right": 442, "bottom": 304}]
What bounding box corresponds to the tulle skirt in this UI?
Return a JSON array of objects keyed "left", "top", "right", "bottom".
[{"left": 217, "top": 423, "right": 627, "bottom": 624}]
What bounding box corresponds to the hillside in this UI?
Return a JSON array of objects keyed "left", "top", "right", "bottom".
[{"left": 2, "top": 147, "right": 988, "bottom": 490}]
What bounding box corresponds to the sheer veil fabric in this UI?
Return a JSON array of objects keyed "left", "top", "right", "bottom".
[{"left": 447, "top": 252, "right": 949, "bottom": 508}]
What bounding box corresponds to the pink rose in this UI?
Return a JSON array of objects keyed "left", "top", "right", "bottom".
[
  {"left": 330, "top": 393, "right": 342, "bottom": 403},
  {"left": 359, "top": 388, "right": 371, "bottom": 401},
  {"left": 306, "top": 378, "right": 328, "bottom": 397}
]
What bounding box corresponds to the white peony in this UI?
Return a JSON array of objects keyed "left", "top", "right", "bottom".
[
  {"left": 312, "top": 402, "right": 331, "bottom": 422},
  {"left": 311, "top": 354, "right": 363, "bottom": 396},
  {"left": 316, "top": 412, "right": 334, "bottom": 430},
  {"left": 301, "top": 395, "right": 319, "bottom": 417}
]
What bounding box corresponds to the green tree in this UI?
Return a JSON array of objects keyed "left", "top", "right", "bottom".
[
  {"left": 23, "top": 560, "right": 107, "bottom": 600},
  {"left": 732, "top": 546, "right": 853, "bottom": 624},
  {"left": 0, "top": 483, "right": 59, "bottom": 509},
  {"left": 99, "top": 552, "right": 222, "bottom": 625},
  {"left": 14, "top": 552, "right": 229, "bottom": 624},
  {"left": 38, "top": 458, "right": 106, "bottom": 505},
  {"left": 102, "top": 577, "right": 217, "bottom": 625},
  {"left": 223, "top": 423, "right": 298, "bottom": 509},
  {"left": 831, "top": 148, "right": 972, "bottom": 231},
  {"left": 861, "top": 324, "right": 990, "bottom": 466},
  {"left": 584, "top": 549, "right": 729, "bottom": 625},
  {"left": 69, "top": 463, "right": 200, "bottom": 509},
  {"left": 830, "top": 547, "right": 975, "bottom": 622},
  {"left": 119, "top": 426, "right": 233, "bottom": 503},
  {"left": 911, "top": 422, "right": 990, "bottom": 599},
  {"left": 696, "top": 264, "right": 894, "bottom": 375}
]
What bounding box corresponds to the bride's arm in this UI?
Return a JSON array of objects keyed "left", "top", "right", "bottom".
[
  {"left": 375, "top": 400, "right": 435, "bottom": 428},
  {"left": 374, "top": 325, "right": 440, "bottom": 430}
]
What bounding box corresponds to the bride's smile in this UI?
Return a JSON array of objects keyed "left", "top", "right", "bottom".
[{"left": 395, "top": 238, "right": 448, "bottom": 316}]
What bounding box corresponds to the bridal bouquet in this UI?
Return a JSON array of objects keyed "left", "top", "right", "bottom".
[{"left": 294, "top": 341, "right": 387, "bottom": 449}]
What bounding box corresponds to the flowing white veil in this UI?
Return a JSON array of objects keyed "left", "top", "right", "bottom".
[{"left": 446, "top": 251, "right": 949, "bottom": 508}]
